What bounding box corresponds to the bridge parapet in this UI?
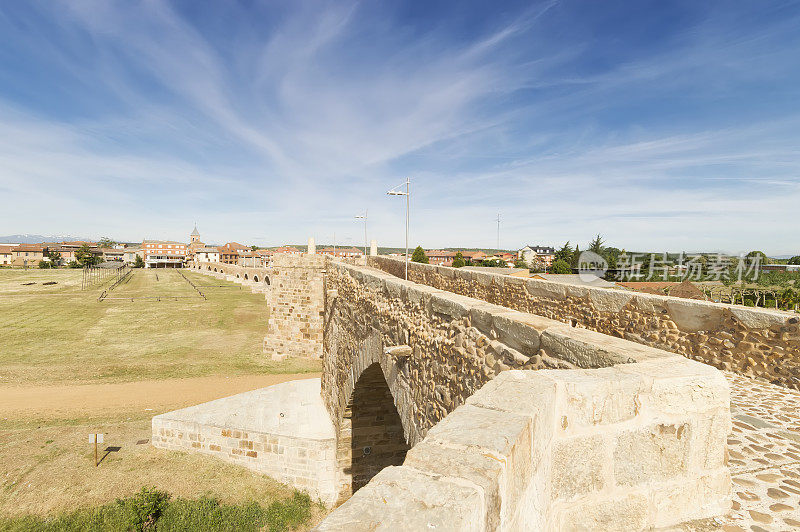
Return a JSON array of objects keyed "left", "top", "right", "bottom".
[
  {"left": 368, "top": 256, "right": 800, "bottom": 390},
  {"left": 319, "top": 261, "right": 731, "bottom": 529}
]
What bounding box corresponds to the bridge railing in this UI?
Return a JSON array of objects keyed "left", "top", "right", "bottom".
[{"left": 367, "top": 255, "right": 800, "bottom": 390}]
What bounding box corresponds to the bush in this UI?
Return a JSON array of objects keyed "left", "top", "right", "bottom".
[
  {"left": 38, "top": 260, "right": 50, "bottom": 269},
  {"left": 68, "top": 260, "right": 81, "bottom": 269},
  {"left": 451, "top": 252, "right": 465, "bottom": 268},
  {"left": 549, "top": 259, "right": 572, "bottom": 274},
  {"left": 122, "top": 486, "right": 170, "bottom": 531}
]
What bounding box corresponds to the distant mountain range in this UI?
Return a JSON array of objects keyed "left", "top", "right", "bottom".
[{"left": 0, "top": 234, "right": 94, "bottom": 244}]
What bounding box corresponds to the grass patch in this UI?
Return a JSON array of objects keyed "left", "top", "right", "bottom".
[
  {"left": 0, "top": 488, "right": 314, "bottom": 531},
  {"left": 0, "top": 269, "right": 320, "bottom": 385}
]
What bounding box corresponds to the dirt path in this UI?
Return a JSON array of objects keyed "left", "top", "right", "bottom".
[{"left": 0, "top": 372, "right": 320, "bottom": 421}]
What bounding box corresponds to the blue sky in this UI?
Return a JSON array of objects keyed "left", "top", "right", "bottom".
[{"left": 0, "top": 1, "right": 798, "bottom": 254}]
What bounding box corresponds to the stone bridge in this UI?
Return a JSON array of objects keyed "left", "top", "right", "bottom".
[{"left": 155, "top": 254, "right": 800, "bottom": 530}]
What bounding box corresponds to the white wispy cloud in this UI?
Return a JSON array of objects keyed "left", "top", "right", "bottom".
[{"left": 0, "top": 0, "right": 798, "bottom": 254}]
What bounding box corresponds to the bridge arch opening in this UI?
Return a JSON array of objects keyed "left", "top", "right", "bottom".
[
  {"left": 253, "top": 275, "right": 259, "bottom": 283},
  {"left": 213, "top": 268, "right": 217, "bottom": 272},
  {"left": 345, "top": 363, "right": 409, "bottom": 494},
  {"left": 264, "top": 276, "right": 270, "bottom": 285},
  {"left": 244, "top": 274, "right": 248, "bottom": 280},
  {"left": 236, "top": 273, "right": 240, "bottom": 278}
]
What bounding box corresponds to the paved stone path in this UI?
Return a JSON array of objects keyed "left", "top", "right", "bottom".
[{"left": 722, "top": 372, "right": 800, "bottom": 532}]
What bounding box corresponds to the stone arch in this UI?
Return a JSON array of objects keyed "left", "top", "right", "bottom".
[
  {"left": 344, "top": 362, "right": 410, "bottom": 494},
  {"left": 244, "top": 273, "right": 248, "bottom": 280},
  {"left": 236, "top": 273, "right": 240, "bottom": 278},
  {"left": 213, "top": 267, "right": 218, "bottom": 272},
  {"left": 207, "top": 266, "right": 211, "bottom": 271},
  {"left": 264, "top": 276, "right": 270, "bottom": 285},
  {"left": 253, "top": 275, "right": 259, "bottom": 283}
]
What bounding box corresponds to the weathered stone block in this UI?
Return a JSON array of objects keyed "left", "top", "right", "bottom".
[
  {"left": 614, "top": 422, "right": 690, "bottom": 486},
  {"left": 556, "top": 492, "right": 649, "bottom": 531},
  {"left": 315, "top": 466, "right": 484, "bottom": 531},
  {"left": 665, "top": 298, "right": 724, "bottom": 333},
  {"left": 550, "top": 367, "right": 645, "bottom": 429},
  {"left": 540, "top": 326, "right": 634, "bottom": 367},
  {"left": 551, "top": 434, "right": 606, "bottom": 500},
  {"left": 589, "top": 288, "right": 634, "bottom": 313},
  {"left": 648, "top": 468, "right": 731, "bottom": 527},
  {"left": 403, "top": 441, "right": 505, "bottom": 530}
]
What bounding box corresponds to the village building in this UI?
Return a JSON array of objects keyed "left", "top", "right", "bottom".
[
  {"left": 142, "top": 240, "right": 187, "bottom": 268},
  {"left": 219, "top": 242, "right": 249, "bottom": 264},
  {"left": 123, "top": 246, "right": 143, "bottom": 265},
  {"left": 187, "top": 226, "right": 206, "bottom": 259},
  {"left": 518, "top": 245, "right": 556, "bottom": 267},
  {"left": 0, "top": 245, "right": 16, "bottom": 265},
  {"left": 194, "top": 247, "right": 220, "bottom": 263},
  {"left": 11, "top": 244, "right": 48, "bottom": 267}
]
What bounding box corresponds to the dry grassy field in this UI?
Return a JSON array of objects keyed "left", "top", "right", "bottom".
[
  {"left": 0, "top": 267, "right": 324, "bottom": 527},
  {"left": 0, "top": 268, "right": 318, "bottom": 385}
]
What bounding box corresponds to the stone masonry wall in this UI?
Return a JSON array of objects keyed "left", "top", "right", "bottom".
[
  {"left": 262, "top": 254, "right": 325, "bottom": 360},
  {"left": 323, "top": 261, "right": 618, "bottom": 452},
  {"left": 151, "top": 379, "right": 338, "bottom": 505},
  {"left": 369, "top": 256, "right": 800, "bottom": 390},
  {"left": 318, "top": 261, "right": 731, "bottom": 529}
]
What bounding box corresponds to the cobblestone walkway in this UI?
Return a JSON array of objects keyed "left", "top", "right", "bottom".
[{"left": 722, "top": 372, "right": 800, "bottom": 532}]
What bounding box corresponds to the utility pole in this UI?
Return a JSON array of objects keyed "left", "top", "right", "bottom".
[
  {"left": 387, "top": 178, "right": 411, "bottom": 280},
  {"left": 355, "top": 211, "right": 368, "bottom": 258},
  {"left": 496, "top": 213, "right": 501, "bottom": 251}
]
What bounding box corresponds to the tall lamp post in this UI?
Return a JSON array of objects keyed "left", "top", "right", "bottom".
[
  {"left": 355, "top": 210, "right": 368, "bottom": 258},
  {"left": 387, "top": 178, "right": 411, "bottom": 280}
]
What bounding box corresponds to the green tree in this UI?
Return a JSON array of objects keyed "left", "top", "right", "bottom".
[
  {"left": 411, "top": 246, "right": 429, "bottom": 264},
  {"left": 46, "top": 250, "right": 63, "bottom": 267},
  {"left": 588, "top": 234, "right": 605, "bottom": 255},
  {"left": 513, "top": 259, "right": 528, "bottom": 269},
  {"left": 38, "top": 260, "right": 51, "bottom": 269},
  {"left": 68, "top": 260, "right": 81, "bottom": 269},
  {"left": 550, "top": 259, "right": 572, "bottom": 274},
  {"left": 251, "top": 245, "right": 258, "bottom": 251},
  {"left": 452, "top": 252, "right": 466, "bottom": 268},
  {"left": 98, "top": 237, "right": 116, "bottom": 248},
  {"left": 76, "top": 244, "right": 100, "bottom": 267},
  {"left": 747, "top": 250, "right": 768, "bottom": 262},
  {"left": 788, "top": 256, "right": 800, "bottom": 265},
  {"left": 571, "top": 244, "right": 581, "bottom": 269},
  {"left": 134, "top": 255, "right": 145, "bottom": 268},
  {"left": 554, "top": 242, "right": 573, "bottom": 263},
  {"left": 479, "top": 258, "right": 506, "bottom": 267}
]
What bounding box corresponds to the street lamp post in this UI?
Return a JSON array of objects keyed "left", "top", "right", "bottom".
[
  {"left": 387, "top": 178, "right": 411, "bottom": 280},
  {"left": 355, "top": 210, "right": 368, "bottom": 258}
]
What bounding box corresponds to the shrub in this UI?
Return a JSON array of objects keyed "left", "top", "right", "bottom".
[
  {"left": 38, "top": 260, "right": 50, "bottom": 269},
  {"left": 549, "top": 259, "right": 572, "bottom": 274},
  {"left": 121, "top": 487, "right": 170, "bottom": 531}
]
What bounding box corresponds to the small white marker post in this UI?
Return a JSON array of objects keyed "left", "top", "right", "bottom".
[{"left": 89, "top": 433, "right": 104, "bottom": 466}]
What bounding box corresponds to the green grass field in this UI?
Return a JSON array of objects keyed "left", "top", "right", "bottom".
[{"left": 0, "top": 268, "right": 318, "bottom": 385}]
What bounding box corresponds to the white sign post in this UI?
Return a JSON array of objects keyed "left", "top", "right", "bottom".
[{"left": 89, "top": 433, "right": 104, "bottom": 466}]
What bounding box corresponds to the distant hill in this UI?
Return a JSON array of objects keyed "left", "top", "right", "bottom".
[{"left": 0, "top": 234, "right": 93, "bottom": 244}]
